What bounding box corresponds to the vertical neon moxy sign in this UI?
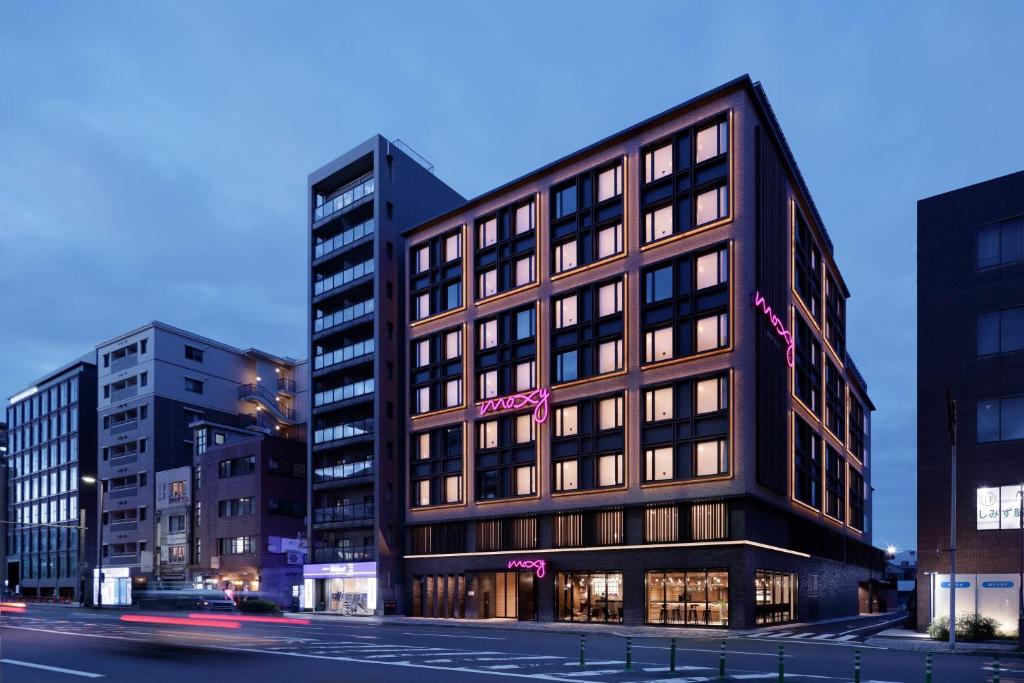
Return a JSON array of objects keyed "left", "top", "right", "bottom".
[
  {"left": 507, "top": 559, "right": 546, "bottom": 578},
  {"left": 479, "top": 388, "right": 550, "bottom": 424},
  {"left": 753, "top": 291, "right": 795, "bottom": 368}
]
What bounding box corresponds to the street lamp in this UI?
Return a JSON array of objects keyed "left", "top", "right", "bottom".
[{"left": 80, "top": 476, "right": 99, "bottom": 608}]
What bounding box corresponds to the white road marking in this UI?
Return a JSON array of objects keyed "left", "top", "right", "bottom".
[
  {"left": 835, "top": 634, "right": 859, "bottom": 641},
  {"left": 811, "top": 633, "right": 836, "bottom": 640},
  {"left": 558, "top": 670, "right": 623, "bottom": 677},
  {"left": 789, "top": 632, "right": 813, "bottom": 638},
  {"left": 642, "top": 665, "right": 713, "bottom": 672},
  {"left": 401, "top": 631, "right": 506, "bottom": 640},
  {"left": 562, "top": 660, "right": 622, "bottom": 666},
  {"left": 765, "top": 631, "right": 793, "bottom": 638},
  {"left": 1, "top": 659, "right": 104, "bottom": 678}
]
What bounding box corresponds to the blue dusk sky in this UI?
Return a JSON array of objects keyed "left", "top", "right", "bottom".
[{"left": 2, "top": 2, "right": 1022, "bottom": 551}]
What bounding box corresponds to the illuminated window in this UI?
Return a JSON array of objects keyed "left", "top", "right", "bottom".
[
  {"left": 598, "top": 395, "right": 624, "bottom": 430},
  {"left": 696, "top": 377, "right": 727, "bottom": 414},
  {"left": 554, "top": 405, "right": 578, "bottom": 436},
  {"left": 415, "top": 246, "right": 429, "bottom": 274},
  {"left": 445, "top": 379, "right": 461, "bottom": 408},
  {"left": 695, "top": 440, "right": 727, "bottom": 476},
  {"left": 445, "top": 475, "right": 462, "bottom": 503},
  {"left": 415, "top": 340, "right": 430, "bottom": 368},
  {"left": 696, "top": 249, "right": 728, "bottom": 290},
  {"left": 597, "top": 280, "right": 623, "bottom": 317},
  {"left": 479, "top": 217, "right": 497, "bottom": 249},
  {"left": 417, "top": 433, "right": 430, "bottom": 460},
  {"left": 514, "top": 255, "right": 535, "bottom": 287},
  {"left": 479, "top": 370, "right": 498, "bottom": 399},
  {"left": 598, "top": 339, "right": 623, "bottom": 374},
  {"left": 597, "top": 165, "right": 623, "bottom": 202},
  {"left": 597, "top": 453, "right": 623, "bottom": 487},
  {"left": 696, "top": 313, "right": 728, "bottom": 352},
  {"left": 695, "top": 120, "right": 728, "bottom": 163},
  {"left": 515, "top": 414, "right": 535, "bottom": 444},
  {"left": 644, "top": 205, "right": 673, "bottom": 242},
  {"left": 696, "top": 185, "right": 728, "bottom": 225},
  {"left": 597, "top": 223, "right": 623, "bottom": 259},
  {"left": 444, "top": 232, "right": 461, "bottom": 262},
  {"left": 645, "top": 447, "right": 674, "bottom": 481},
  {"left": 479, "top": 420, "right": 498, "bottom": 449},
  {"left": 515, "top": 465, "right": 536, "bottom": 496},
  {"left": 554, "top": 460, "right": 578, "bottom": 491},
  {"left": 515, "top": 361, "right": 536, "bottom": 392},
  {"left": 514, "top": 202, "right": 535, "bottom": 234},
  {"left": 415, "top": 293, "right": 429, "bottom": 320},
  {"left": 445, "top": 330, "right": 462, "bottom": 360},
  {"left": 555, "top": 294, "right": 578, "bottom": 329},
  {"left": 555, "top": 240, "right": 578, "bottom": 273},
  {"left": 479, "top": 319, "right": 498, "bottom": 349},
  {"left": 415, "top": 387, "right": 430, "bottom": 414},
  {"left": 644, "top": 386, "right": 673, "bottom": 422},
  {"left": 644, "top": 327, "right": 673, "bottom": 363},
  {"left": 479, "top": 269, "right": 498, "bottom": 298},
  {"left": 416, "top": 480, "right": 430, "bottom": 506},
  {"left": 644, "top": 143, "right": 672, "bottom": 182}
]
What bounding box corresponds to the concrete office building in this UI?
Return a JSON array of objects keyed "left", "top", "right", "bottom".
[
  {"left": 0, "top": 421, "right": 8, "bottom": 590},
  {"left": 917, "top": 170, "right": 1024, "bottom": 634},
  {"left": 4, "top": 357, "right": 98, "bottom": 602},
  {"left": 305, "top": 137, "right": 463, "bottom": 614},
  {"left": 401, "top": 75, "right": 881, "bottom": 628},
  {"left": 95, "top": 322, "right": 306, "bottom": 600}
]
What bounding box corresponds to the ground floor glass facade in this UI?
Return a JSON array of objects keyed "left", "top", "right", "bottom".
[
  {"left": 754, "top": 569, "right": 798, "bottom": 624},
  {"left": 646, "top": 569, "right": 729, "bottom": 625},
  {"left": 556, "top": 572, "right": 623, "bottom": 623}
]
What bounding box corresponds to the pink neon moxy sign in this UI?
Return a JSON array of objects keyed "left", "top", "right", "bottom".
[
  {"left": 478, "top": 387, "right": 550, "bottom": 424},
  {"left": 506, "top": 559, "right": 546, "bottom": 578},
  {"left": 753, "top": 290, "right": 795, "bottom": 368}
]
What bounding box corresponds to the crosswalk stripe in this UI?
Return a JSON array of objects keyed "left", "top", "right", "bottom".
[
  {"left": 789, "top": 632, "right": 812, "bottom": 638},
  {"left": 811, "top": 633, "right": 836, "bottom": 639},
  {"left": 835, "top": 635, "right": 859, "bottom": 641},
  {"left": 765, "top": 631, "right": 792, "bottom": 638}
]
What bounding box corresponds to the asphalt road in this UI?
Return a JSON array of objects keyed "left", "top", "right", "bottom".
[{"left": 0, "top": 605, "right": 1012, "bottom": 682}]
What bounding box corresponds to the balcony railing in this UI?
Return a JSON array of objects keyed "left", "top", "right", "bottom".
[
  {"left": 238, "top": 383, "right": 297, "bottom": 420},
  {"left": 277, "top": 377, "right": 297, "bottom": 393},
  {"left": 314, "top": 338, "right": 375, "bottom": 371},
  {"left": 314, "top": 418, "right": 374, "bottom": 445},
  {"left": 314, "top": 173, "right": 374, "bottom": 223},
  {"left": 314, "top": 299, "right": 374, "bottom": 334},
  {"left": 314, "top": 378, "right": 374, "bottom": 408},
  {"left": 314, "top": 259, "right": 375, "bottom": 297},
  {"left": 109, "top": 418, "right": 139, "bottom": 435},
  {"left": 313, "top": 545, "right": 375, "bottom": 563},
  {"left": 314, "top": 458, "right": 374, "bottom": 483},
  {"left": 312, "top": 503, "right": 374, "bottom": 525},
  {"left": 314, "top": 218, "right": 375, "bottom": 260}
]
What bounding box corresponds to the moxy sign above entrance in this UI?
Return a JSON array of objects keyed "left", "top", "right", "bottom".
[
  {"left": 479, "top": 387, "right": 550, "bottom": 424},
  {"left": 507, "top": 559, "right": 547, "bottom": 578},
  {"left": 753, "top": 291, "right": 795, "bottom": 368}
]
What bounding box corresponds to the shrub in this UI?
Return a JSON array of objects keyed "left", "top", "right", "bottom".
[
  {"left": 236, "top": 598, "right": 282, "bottom": 615},
  {"left": 928, "top": 614, "right": 999, "bottom": 642}
]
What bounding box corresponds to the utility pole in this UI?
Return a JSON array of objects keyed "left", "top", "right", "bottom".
[
  {"left": 946, "top": 391, "right": 957, "bottom": 650},
  {"left": 1017, "top": 485, "right": 1023, "bottom": 653}
]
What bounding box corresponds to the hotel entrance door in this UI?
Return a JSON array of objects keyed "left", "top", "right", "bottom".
[{"left": 492, "top": 571, "right": 536, "bottom": 620}]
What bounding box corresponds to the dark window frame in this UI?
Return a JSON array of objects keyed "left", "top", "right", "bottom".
[
  {"left": 794, "top": 414, "right": 821, "bottom": 510},
  {"left": 410, "top": 325, "right": 463, "bottom": 414},
  {"left": 550, "top": 276, "right": 625, "bottom": 385},
  {"left": 549, "top": 159, "right": 625, "bottom": 275},
  {"left": 474, "top": 412, "right": 537, "bottom": 502},
  {"left": 550, "top": 391, "right": 626, "bottom": 493},
  {"left": 475, "top": 304, "right": 537, "bottom": 400},
  {"left": 474, "top": 196, "right": 537, "bottom": 301},
  {"left": 410, "top": 424, "right": 463, "bottom": 508},
  {"left": 409, "top": 226, "right": 464, "bottom": 321}
]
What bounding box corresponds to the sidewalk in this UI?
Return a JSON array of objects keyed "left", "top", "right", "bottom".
[
  {"left": 282, "top": 610, "right": 894, "bottom": 640},
  {"left": 865, "top": 628, "right": 1024, "bottom": 656}
]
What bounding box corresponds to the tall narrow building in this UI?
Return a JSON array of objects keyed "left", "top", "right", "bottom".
[
  {"left": 917, "top": 170, "right": 1024, "bottom": 633},
  {"left": 305, "top": 137, "right": 463, "bottom": 614}
]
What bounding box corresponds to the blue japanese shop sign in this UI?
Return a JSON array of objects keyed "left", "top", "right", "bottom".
[
  {"left": 940, "top": 581, "right": 971, "bottom": 588},
  {"left": 981, "top": 581, "right": 1015, "bottom": 589}
]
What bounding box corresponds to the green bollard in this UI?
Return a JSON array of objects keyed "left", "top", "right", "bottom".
[
  {"left": 719, "top": 639, "right": 726, "bottom": 677},
  {"left": 854, "top": 649, "right": 861, "bottom": 683},
  {"left": 778, "top": 644, "right": 785, "bottom": 682},
  {"left": 925, "top": 652, "right": 932, "bottom": 683},
  {"left": 993, "top": 654, "right": 1001, "bottom": 683},
  {"left": 579, "top": 633, "right": 586, "bottom": 666},
  {"left": 625, "top": 636, "right": 633, "bottom": 670},
  {"left": 670, "top": 638, "right": 677, "bottom": 672}
]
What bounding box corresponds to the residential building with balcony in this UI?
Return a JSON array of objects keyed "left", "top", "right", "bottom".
[
  {"left": 154, "top": 465, "right": 191, "bottom": 584},
  {"left": 4, "top": 355, "right": 98, "bottom": 602},
  {"left": 401, "top": 75, "right": 882, "bottom": 628},
  {"left": 917, "top": 170, "right": 1024, "bottom": 633},
  {"left": 95, "top": 321, "right": 306, "bottom": 598},
  {"left": 305, "top": 137, "right": 463, "bottom": 614}
]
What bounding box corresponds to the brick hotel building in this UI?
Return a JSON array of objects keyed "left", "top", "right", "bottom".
[{"left": 400, "top": 76, "right": 881, "bottom": 628}]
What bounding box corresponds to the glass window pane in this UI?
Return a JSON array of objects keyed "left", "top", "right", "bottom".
[
  {"left": 977, "top": 400, "right": 1000, "bottom": 442},
  {"left": 1001, "top": 307, "right": 1024, "bottom": 353},
  {"left": 696, "top": 250, "right": 723, "bottom": 289},
  {"left": 696, "top": 187, "right": 722, "bottom": 225},
  {"left": 556, "top": 406, "right": 578, "bottom": 436},
  {"left": 597, "top": 453, "right": 622, "bottom": 487},
  {"left": 1000, "top": 397, "right": 1024, "bottom": 441},
  {"left": 646, "top": 206, "right": 673, "bottom": 242},
  {"left": 597, "top": 223, "right": 622, "bottom": 259},
  {"left": 696, "top": 378, "right": 721, "bottom": 414},
  {"left": 978, "top": 312, "right": 1000, "bottom": 356},
  {"left": 696, "top": 441, "right": 722, "bottom": 476},
  {"left": 598, "top": 281, "right": 622, "bottom": 317}
]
